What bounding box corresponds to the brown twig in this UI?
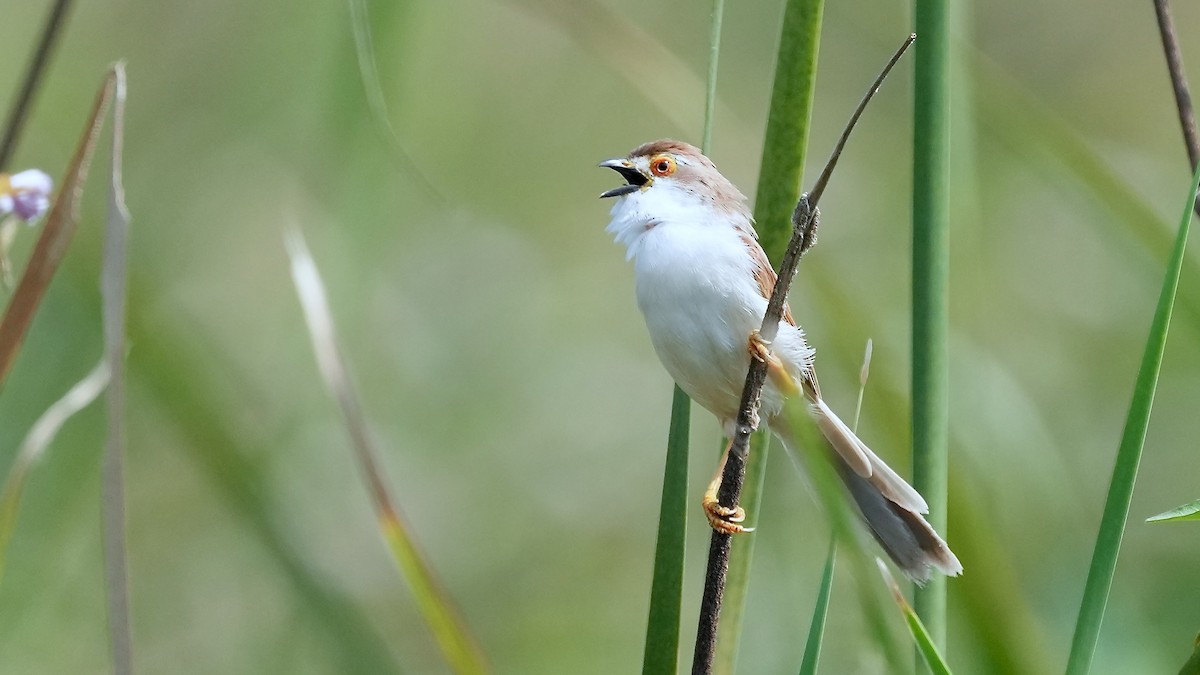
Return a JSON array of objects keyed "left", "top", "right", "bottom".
[
  {"left": 0, "top": 68, "right": 117, "bottom": 388},
  {"left": 0, "top": 0, "right": 75, "bottom": 169},
  {"left": 690, "top": 34, "right": 916, "bottom": 675},
  {"left": 1153, "top": 0, "right": 1199, "bottom": 217}
]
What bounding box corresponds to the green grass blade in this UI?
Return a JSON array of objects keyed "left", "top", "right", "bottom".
[
  {"left": 712, "top": 2, "right": 823, "bottom": 668},
  {"left": 795, "top": 336, "right": 870, "bottom": 675},
  {"left": 912, "top": 0, "right": 952, "bottom": 654},
  {"left": 1064, "top": 160, "right": 1200, "bottom": 675},
  {"left": 752, "top": 0, "right": 825, "bottom": 264},
  {"left": 641, "top": 384, "right": 691, "bottom": 675},
  {"left": 1147, "top": 499, "right": 1200, "bottom": 523},
  {"left": 797, "top": 539, "right": 836, "bottom": 675},
  {"left": 878, "top": 560, "right": 955, "bottom": 675},
  {"left": 784, "top": 401, "right": 906, "bottom": 669},
  {"left": 700, "top": 0, "right": 724, "bottom": 153},
  {"left": 641, "top": 0, "right": 726, "bottom": 668},
  {"left": 1179, "top": 635, "right": 1200, "bottom": 675}
]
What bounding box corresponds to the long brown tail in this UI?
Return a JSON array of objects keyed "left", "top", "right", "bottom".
[{"left": 776, "top": 397, "right": 962, "bottom": 583}]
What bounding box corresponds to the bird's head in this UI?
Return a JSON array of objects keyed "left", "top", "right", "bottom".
[
  {"left": 599, "top": 139, "right": 752, "bottom": 255},
  {"left": 599, "top": 139, "right": 745, "bottom": 206}
]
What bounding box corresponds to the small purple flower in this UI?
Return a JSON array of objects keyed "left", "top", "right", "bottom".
[{"left": 0, "top": 169, "right": 53, "bottom": 223}]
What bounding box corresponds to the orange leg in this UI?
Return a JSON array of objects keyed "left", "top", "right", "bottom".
[{"left": 702, "top": 438, "right": 753, "bottom": 535}]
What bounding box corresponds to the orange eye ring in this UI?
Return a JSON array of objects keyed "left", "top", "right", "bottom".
[{"left": 649, "top": 155, "right": 676, "bottom": 177}]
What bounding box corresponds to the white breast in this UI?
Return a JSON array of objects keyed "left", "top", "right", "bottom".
[
  {"left": 609, "top": 198, "right": 776, "bottom": 427},
  {"left": 637, "top": 224, "right": 765, "bottom": 425}
]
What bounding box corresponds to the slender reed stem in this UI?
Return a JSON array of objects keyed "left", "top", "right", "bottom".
[
  {"left": 100, "top": 64, "right": 133, "bottom": 675},
  {"left": 691, "top": 36, "right": 914, "bottom": 674},
  {"left": 0, "top": 0, "right": 75, "bottom": 169},
  {"left": 912, "top": 0, "right": 951, "bottom": 657},
  {"left": 1153, "top": 0, "right": 1199, "bottom": 172}
]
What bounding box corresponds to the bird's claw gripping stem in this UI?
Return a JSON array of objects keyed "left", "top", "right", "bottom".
[
  {"left": 702, "top": 493, "right": 752, "bottom": 535},
  {"left": 748, "top": 330, "right": 799, "bottom": 394}
]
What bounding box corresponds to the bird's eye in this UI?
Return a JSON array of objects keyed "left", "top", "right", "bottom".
[{"left": 650, "top": 155, "right": 676, "bottom": 177}]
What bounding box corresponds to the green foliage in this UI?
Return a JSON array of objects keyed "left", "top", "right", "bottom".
[
  {"left": 878, "top": 560, "right": 955, "bottom": 675},
  {"left": 641, "top": 385, "right": 690, "bottom": 675},
  {"left": 752, "top": 0, "right": 825, "bottom": 265},
  {"left": 1, "top": 1, "right": 1198, "bottom": 673},
  {"left": 1179, "top": 635, "right": 1200, "bottom": 675},
  {"left": 797, "top": 540, "right": 835, "bottom": 675},
  {"left": 911, "top": 0, "right": 952, "bottom": 651},
  {"left": 711, "top": 2, "right": 824, "bottom": 671},
  {"left": 1065, "top": 161, "right": 1200, "bottom": 675},
  {"left": 1147, "top": 499, "right": 1200, "bottom": 523}
]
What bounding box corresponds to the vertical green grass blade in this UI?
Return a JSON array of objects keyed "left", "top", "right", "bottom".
[
  {"left": 1064, "top": 161, "right": 1200, "bottom": 675},
  {"left": 784, "top": 402, "right": 905, "bottom": 670},
  {"left": 640, "top": 0, "right": 725, "bottom": 670},
  {"left": 795, "top": 337, "right": 870, "bottom": 674},
  {"left": 713, "top": 2, "right": 823, "bottom": 671},
  {"left": 752, "top": 0, "right": 825, "bottom": 264},
  {"left": 912, "top": 0, "right": 952, "bottom": 654},
  {"left": 797, "top": 540, "right": 836, "bottom": 675},
  {"left": 700, "top": 0, "right": 724, "bottom": 153},
  {"left": 641, "top": 385, "right": 691, "bottom": 675}
]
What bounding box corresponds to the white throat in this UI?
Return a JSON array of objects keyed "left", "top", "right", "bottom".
[{"left": 606, "top": 184, "right": 734, "bottom": 261}]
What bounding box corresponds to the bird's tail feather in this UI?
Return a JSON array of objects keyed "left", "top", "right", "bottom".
[{"left": 777, "top": 397, "right": 962, "bottom": 583}]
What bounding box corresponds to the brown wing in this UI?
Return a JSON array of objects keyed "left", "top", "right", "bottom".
[
  {"left": 740, "top": 230, "right": 795, "bottom": 326},
  {"left": 739, "top": 228, "right": 823, "bottom": 399}
]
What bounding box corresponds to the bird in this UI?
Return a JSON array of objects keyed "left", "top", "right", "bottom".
[{"left": 599, "top": 139, "right": 961, "bottom": 582}]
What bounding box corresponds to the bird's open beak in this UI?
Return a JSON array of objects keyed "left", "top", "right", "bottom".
[{"left": 598, "top": 158, "right": 649, "bottom": 198}]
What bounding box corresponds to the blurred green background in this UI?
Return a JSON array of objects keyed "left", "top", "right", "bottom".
[{"left": 1, "top": 0, "right": 1198, "bottom": 673}]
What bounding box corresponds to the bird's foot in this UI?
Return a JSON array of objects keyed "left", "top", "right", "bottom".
[
  {"left": 748, "top": 330, "right": 798, "bottom": 394},
  {"left": 702, "top": 494, "right": 753, "bottom": 535}
]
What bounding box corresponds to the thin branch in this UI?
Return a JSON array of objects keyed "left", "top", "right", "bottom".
[
  {"left": 1152, "top": 0, "right": 1200, "bottom": 216},
  {"left": 0, "top": 67, "right": 118, "bottom": 388},
  {"left": 690, "top": 34, "right": 915, "bottom": 675},
  {"left": 0, "top": 0, "right": 75, "bottom": 169}
]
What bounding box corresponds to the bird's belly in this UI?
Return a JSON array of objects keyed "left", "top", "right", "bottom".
[{"left": 638, "top": 284, "right": 764, "bottom": 425}]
